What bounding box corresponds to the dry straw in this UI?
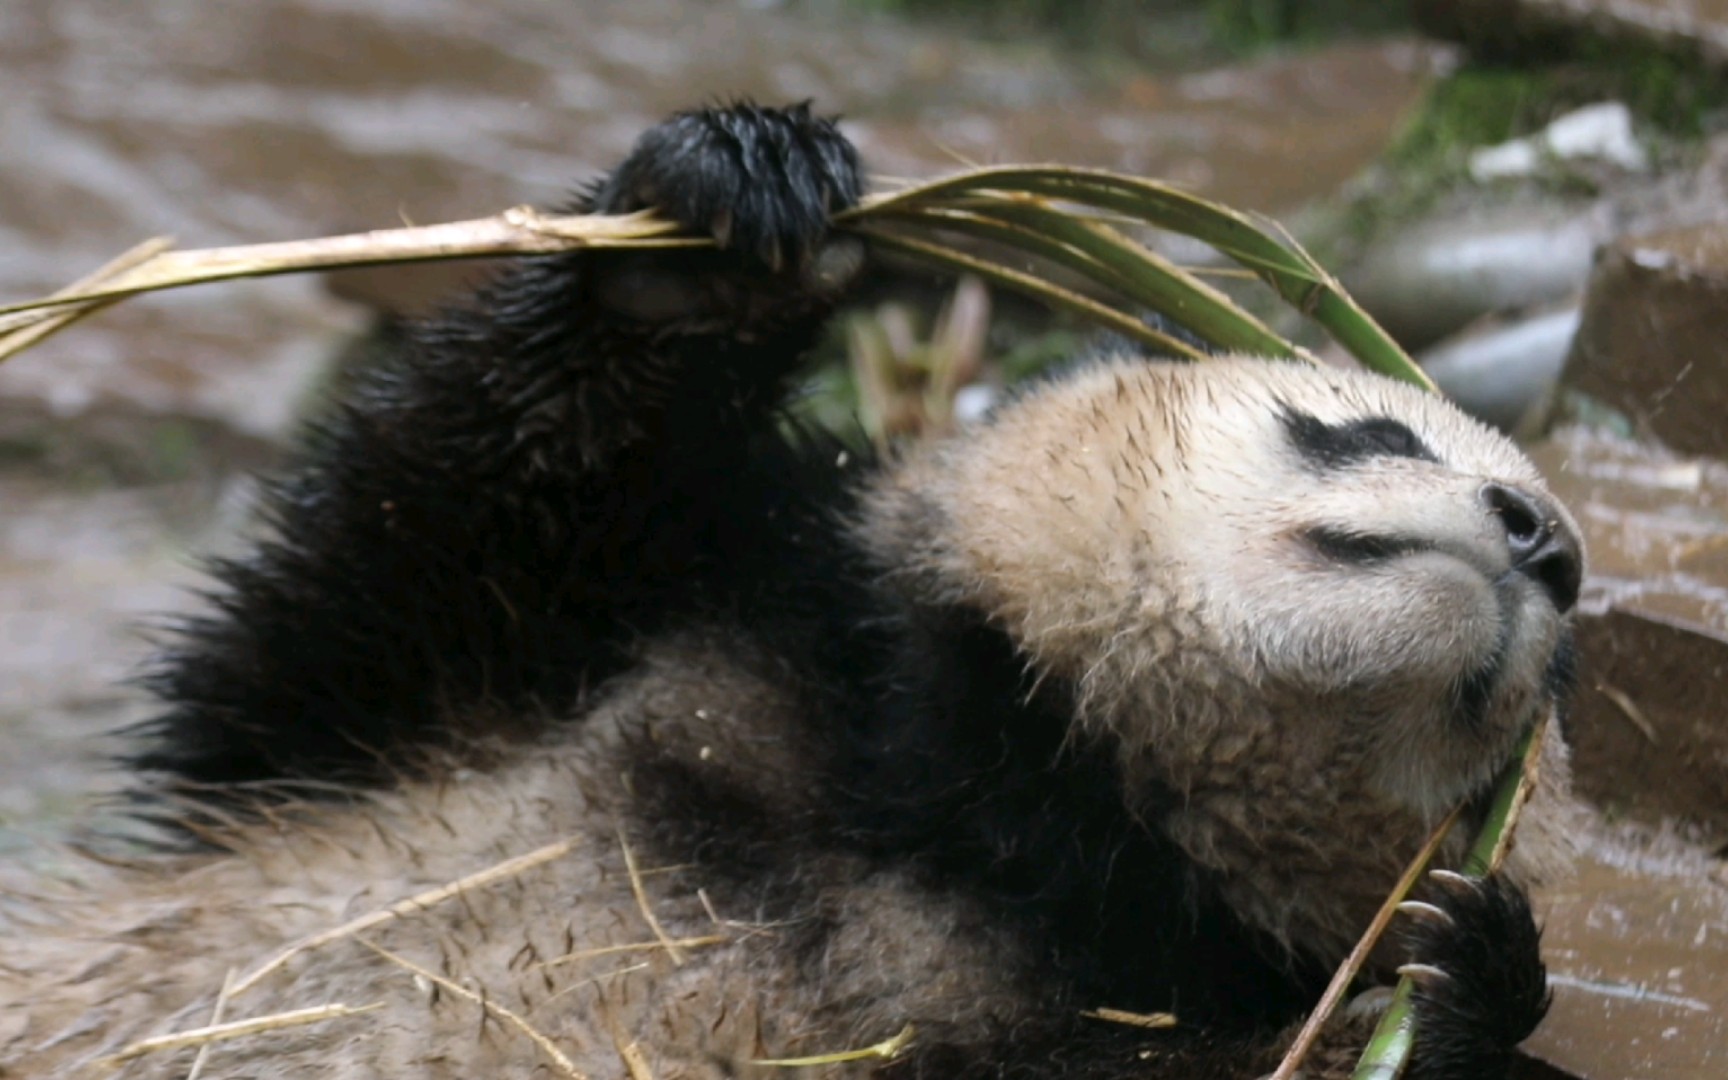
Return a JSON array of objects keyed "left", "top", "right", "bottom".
[
  {"left": 231, "top": 834, "right": 584, "bottom": 996},
  {"left": 97, "top": 1002, "right": 386, "bottom": 1068},
  {"left": 360, "top": 939, "right": 587, "bottom": 1079}
]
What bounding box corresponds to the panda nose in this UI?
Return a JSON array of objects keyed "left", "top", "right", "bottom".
[{"left": 1480, "top": 482, "right": 1582, "bottom": 614}]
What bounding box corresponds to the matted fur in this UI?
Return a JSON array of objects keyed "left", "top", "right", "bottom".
[{"left": 2, "top": 639, "right": 1037, "bottom": 1078}]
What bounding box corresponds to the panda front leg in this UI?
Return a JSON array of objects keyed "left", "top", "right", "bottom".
[
  {"left": 1400, "top": 871, "right": 1551, "bottom": 1080},
  {"left": 1267, "top": 871, "right": 1551, "bottom": 1080},
  {"left": 484, "top": 100, "right": 869, "bottom": 472},
  {"left": 879, "top": 870, "right": 1551, "bottom": 1080},
  {"left": 137, "top": 103, "right": 866, "bottom": 795}
]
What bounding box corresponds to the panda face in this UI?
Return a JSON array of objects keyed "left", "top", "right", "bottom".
[
  {"left": 867, "top": 356, "right": 1582, "bottom": 824},
  {"left": 1156, "top": 359, "right": 1581, "bottom": 817}
]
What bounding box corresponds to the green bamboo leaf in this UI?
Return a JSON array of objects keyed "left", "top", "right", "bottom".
[
  {"left": 869, "top": 205, "right": 1295, "bottom": 358},
  {"left": 1307, "top": 283, "right": 1433, "bottom": 391},
  {"left": 850, "top": 167, "right": 1428, "bottom": 388},
  {"left": 856, "top": 227, "right": 1211, "bottom": 362},
  {"left": 950, "top": 202, "right": 1298, "bottom": 357},
  {"left": 998, "top": 181, "right": 1425, "bottom": 386},
  {"left": 868, "top": 208, "right": 1162, "bottom": 315},
  {"left": 851, "top": 167, "right": 1310, "bottom": 277},
  {"left": 2, "top": 163, "right": 1427, "bottom": 389}
]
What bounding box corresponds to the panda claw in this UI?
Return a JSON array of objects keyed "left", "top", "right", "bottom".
[
  {"left": 1400, "top": 875, "right": 1550, "bottom": 1078},
  {"left": 591, "top": 102, "right": 862, "bottom": 276},
  {"left": 1397, "top": 962, "right": 1453, "bottom": 988},
  {"left": 1396, "top": 900, "right": 1454, "bottom": 927},
  {"left": 1428, "top": 869, "right": 1478, "bottom": 893}
]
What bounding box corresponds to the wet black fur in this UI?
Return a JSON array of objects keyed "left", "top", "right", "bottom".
[
  {"left": 135, "top": 102, "right": 865, "bottom": 790},
  {"left": 132, "top": 102, "right": 1551, "bottom": 1079},
  {"left": 1405, "top": 876, "right": 1552, "bottom": 1080}
]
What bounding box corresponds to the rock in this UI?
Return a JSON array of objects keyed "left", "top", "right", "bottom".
[
  {"left": 1526, "top": 423, "right": 1728, "bottom": 1079},
  {"left": 1470, "top": 101, "right": 1649, "bottom": 181},
  {"left": 1550, "top": 223, "right": 1728, "bottom": 459},
  {"left": 1344, "top": 203, "right": 1604, "bottom": 348},
  {"left": 1418, "top": 0, "right": 1728, "bottom": 71},
  {"left": 1529, "top": 428, "right": 1728, "bottom": 845},
  {"left": 1459, "top": 158, "right": 1728, "bottom": 1080},
  {"left": 857, "top": 40, "right": 1448, "bottom": 217},
  {"left": 1418, "top": 304, "right": 1581, "bottom": 429},
  {"left": 952, "top": 383, "right": 999, "bottom": 426}
]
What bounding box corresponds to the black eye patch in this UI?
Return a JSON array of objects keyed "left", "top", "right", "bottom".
[
  {"left": 1279, "top": 407, "right": 1438, "bottom": 469},
  {"left": 1304, "top": 527, "right": 1432, "bottom": 564}
]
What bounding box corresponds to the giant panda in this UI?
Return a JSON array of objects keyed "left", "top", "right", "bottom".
[{"left": 0, "top": 102, "right": 1582, "bottom": 1080}]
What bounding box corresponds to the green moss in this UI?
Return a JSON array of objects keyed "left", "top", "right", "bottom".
[
  {"left": 1393, "top": 52, "right": 1725, "bottom": 177},
  {"left": 1554, "top": 42, "right": 1728, "bottom": 137},
  {"left": 1388, "top": 68, "right": 1542, "bottom": 171},
  {"left": 1319, "top": 44, "right": 1727, "bottom": 264},
  {"left": 997, "top": 328, "right": 1086, "bottom": 384},
  {"left": 144, "top": 420, "right": 200, "bottom": 481},
  {"left": 0, "top": 435, "right": 51, "bottom": 468}
]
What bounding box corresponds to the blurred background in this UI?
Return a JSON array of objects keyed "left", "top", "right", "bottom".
[{"left": 2, "top": 3, "right": 1726, "bottom": 1076}]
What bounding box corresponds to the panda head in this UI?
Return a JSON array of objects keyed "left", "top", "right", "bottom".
[{"left": 862, "top": 356, "right": 1582, "bottom": 825}]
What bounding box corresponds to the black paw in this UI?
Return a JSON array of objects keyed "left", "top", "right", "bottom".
[
  {"left": 1400, "top": 871, "right": 1551, "bottom": 1080},
  {"left": 593, "top": 101, "right": 863, "bottom": 272}
]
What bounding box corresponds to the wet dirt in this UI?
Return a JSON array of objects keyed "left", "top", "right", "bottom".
[
  {"left": 861, "top": 40, "right": 1444, "bottom": 221},
  {"left": 0, "top": 485, "right": 185, "bottom": 846},
  {"left": 0, "top": 410, "right": 274, "bottom": 851},
  {"left": 1556, "top": 223, "right": 1728, "bottom": 460},
  {"left": 1529, "top": 836, "right": 1728, "bottom": 1080}
]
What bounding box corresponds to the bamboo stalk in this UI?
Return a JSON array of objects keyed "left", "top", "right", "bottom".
[{"left": 1348, "top": 713, "right": 1553, "bottom": 1079}]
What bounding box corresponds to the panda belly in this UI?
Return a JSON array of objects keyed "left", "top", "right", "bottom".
[{"left": 2, "top": 636, "right": 1032, "bottom": 1080}]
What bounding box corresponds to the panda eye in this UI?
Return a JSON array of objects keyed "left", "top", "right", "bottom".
[
  {"left": 1279, "top": 408, "right": 1438, "bottom": 468},
  {"left": 1343, "top": 418, "right": 1430, "bottom": 460}
]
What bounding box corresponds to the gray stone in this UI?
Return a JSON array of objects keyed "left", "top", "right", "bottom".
[{"left": 1551, "top": 223, "right": 1728, "bottom": 459}]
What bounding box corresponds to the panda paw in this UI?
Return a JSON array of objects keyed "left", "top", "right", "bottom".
[
  {"left": 1399, "top": 871, "right": 1551, "bottom": 1080},
  {"left": 594, "top": 101, "right": 863, "bottom": 273}
]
